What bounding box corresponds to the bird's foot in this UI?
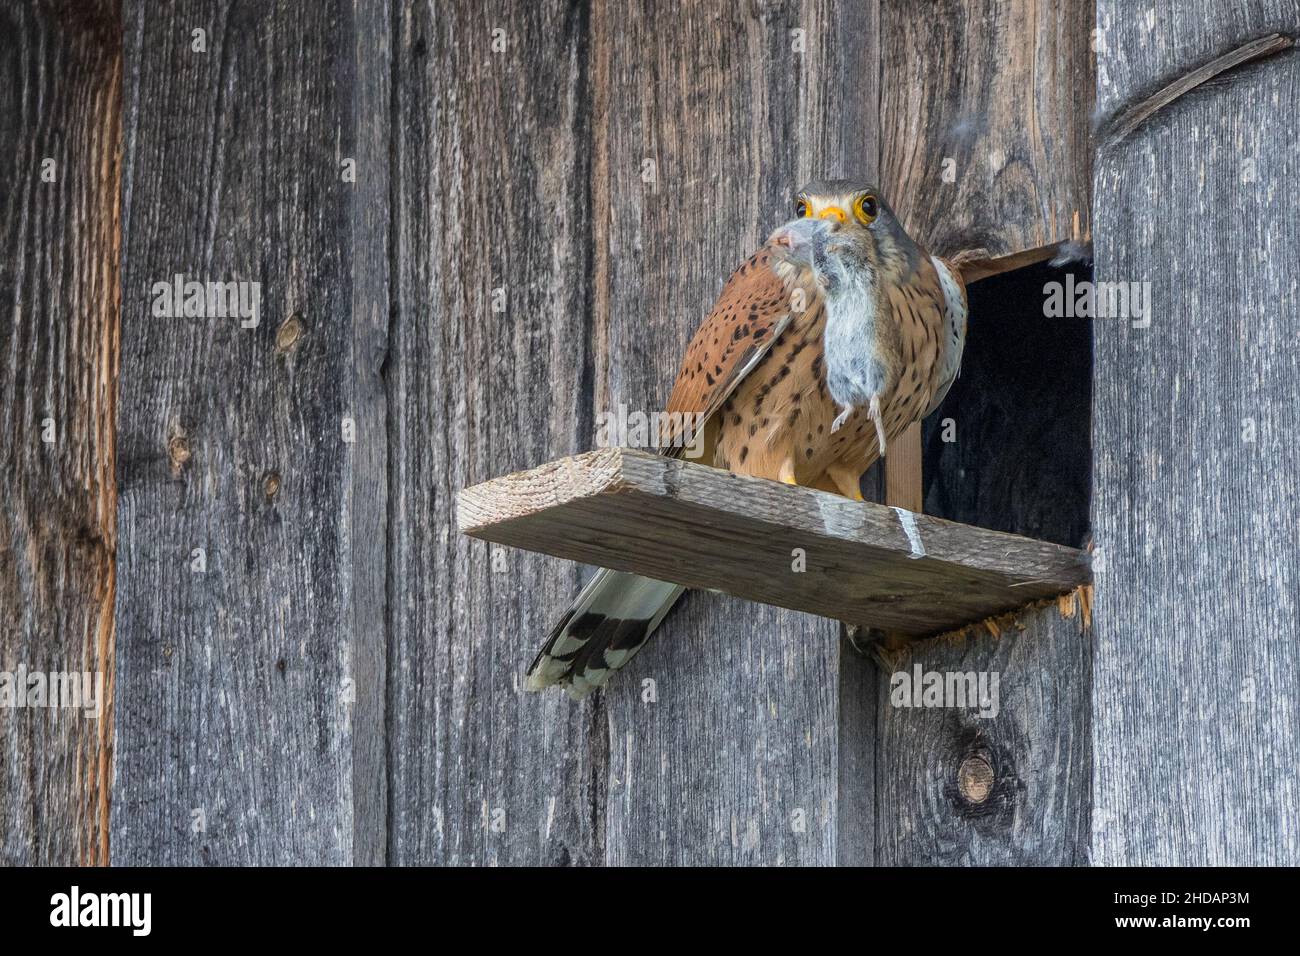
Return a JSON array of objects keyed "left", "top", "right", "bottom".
[
  {"left": 869, "top": 396, "right": 886, "bottom": 456},
  {"left": 778, "top": 456, "right": 798, "bottom": 486},
  {"left": 824, "top": 463, "right": 866, "bottom": 501},
  {"left": 830, "top": 405, "right": 854, "bottom": 434}
]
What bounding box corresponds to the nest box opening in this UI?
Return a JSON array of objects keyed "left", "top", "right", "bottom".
[{"left": 922, "top": 256, "right": 1093, "bottom": 549}]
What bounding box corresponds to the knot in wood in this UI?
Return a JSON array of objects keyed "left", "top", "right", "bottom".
[
  {"left": 263, "top": 471, "right": 282, "bottom": 499},
  {"left": 958, "top": 753, "right": 995, "bottom": 805},
  {"left": 275, "top": 315, "right": 305, "bottom": 353},
  {"left": 167, "top": 434, "right": 191, "bottom": 474}
]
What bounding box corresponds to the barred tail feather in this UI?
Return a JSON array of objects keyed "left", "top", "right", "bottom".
[{"left": 526, "top": 569, "right": 685, "bottom": 698}]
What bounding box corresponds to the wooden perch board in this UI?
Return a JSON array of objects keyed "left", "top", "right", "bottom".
[{"left": 458, "top": 449, "right": 1090, "bottom": 637}]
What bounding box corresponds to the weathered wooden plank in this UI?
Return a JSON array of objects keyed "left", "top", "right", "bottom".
[
  {"left": 880, "top": 0, "right": 1094, "bottom": 258},
  {"left": 873, "top": 600, "right": 1092, "bottom": 865},
  {"left": 459, "top": 449, "right": 1090, "bottom": 636},
  {"left": 1092, "top": 8, "right": 1300, "bottom": 864},
  {"left": 342, "top": 0, "right": 393, "bottom": 870},
  {"left": 111, "top": 0, "right": 390, "bottom": 865},
  {"left": 0, "top": 0, "right": 120, "bottom": 867},
  {"left": 387, "top": 0, "right": 603, "bottom": 865},
  {"left": 873, "top": 0, "right": 1097, "bottom": 864},
  {"left": 587, "top": 0, "right": 878, "bottom": 865}
]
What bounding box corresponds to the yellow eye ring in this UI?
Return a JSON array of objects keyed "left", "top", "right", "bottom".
[
  {"left": 795, "top": 198, "right": 811, "bottom": 218},
  {"left": 853, "top": 194, "right": 879, "bottom": 224}
]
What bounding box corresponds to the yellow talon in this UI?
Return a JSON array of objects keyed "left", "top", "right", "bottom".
[{"left": 781, "top": 475, "right": 798, "bottom": 486}]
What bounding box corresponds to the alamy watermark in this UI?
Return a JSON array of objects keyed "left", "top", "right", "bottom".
[
  {"left": 0, "top": 665, "right": 104, "bottom": 718},
  {"left": 151, "top": 274, "right": 261, "bottom": 328},
  {"left": 1043, "top": 274, "right": 1151, "bottom": 328},
  {"left": 50, "top": 886, "right": 151, "bottom": 936},
  {"left": 890, "top": 664, "right": 1000, "bottom": 719},
  {"left": 595, "top": 402, "right": 706, "bottom": 459}
]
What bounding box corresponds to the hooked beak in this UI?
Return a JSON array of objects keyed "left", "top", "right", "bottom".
[{"left": 768, "top": 216, "right": 833, "bottom": 266}]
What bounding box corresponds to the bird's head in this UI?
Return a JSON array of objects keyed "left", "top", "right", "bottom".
[{"left": 768, "top": 179, "right": 918, "bottom": 293}]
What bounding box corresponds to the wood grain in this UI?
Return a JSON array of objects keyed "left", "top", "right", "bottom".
[
  {"left": 0, "top": 0, "right": 121, "bottom": 867},
  {"left": 12, "top": 0, "right": 1289, "bottom": 871},
  {"left": 1091, "top": 4, "right": 1300, "bottom": 864},
  {"left": 387, "top": 0, "right": 604, "bottom": 865},
  {"left": 111, "top": 0, "right": 390, "bottom": 865},
  {"left": 881, "top": 0, "right": 1094, "bottom": 259}
]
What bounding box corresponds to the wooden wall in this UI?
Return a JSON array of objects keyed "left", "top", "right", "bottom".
[
  {"left": 0, "top": 0, "right": 1097, "bottom": 868},
  {"left": 7, "top": 0, "right": 1294, "bottom": 867},
  {"left": 0, "top": 0, "right": 120, "bottom": 867},
  {"left": 881, "top": 0, "right": 1093, "bottom": 258},
  {"left": 1091, "top": 4, "right": 1300, "bottom": 864},
  {"left": 390, "top": 0, "right": 1092, "bottom": 866},
  {"left": 0, "top": 0, "right": 1098, "bottom": 868},
  {"left": 388, "top": 0, "right": 605, "bottom": 866},
  {"left": 111, "top": 0, "right": 389, "bottom": 865}
]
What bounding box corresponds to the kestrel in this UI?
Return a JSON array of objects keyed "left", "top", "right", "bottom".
[{"left": 527, "top": 179, "right": 970, "bottom": 696}]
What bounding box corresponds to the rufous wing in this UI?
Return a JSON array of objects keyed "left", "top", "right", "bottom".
[{"left": 659, "top": 247, "right": 799, "bottom": 453}]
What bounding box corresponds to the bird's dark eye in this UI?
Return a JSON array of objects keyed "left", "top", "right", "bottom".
[
  {"left": 854, "top": 194, "right": 879, "bottom": 224},
  {"left": 795, "top": 198, "right": 810, "bottom": 218}
]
